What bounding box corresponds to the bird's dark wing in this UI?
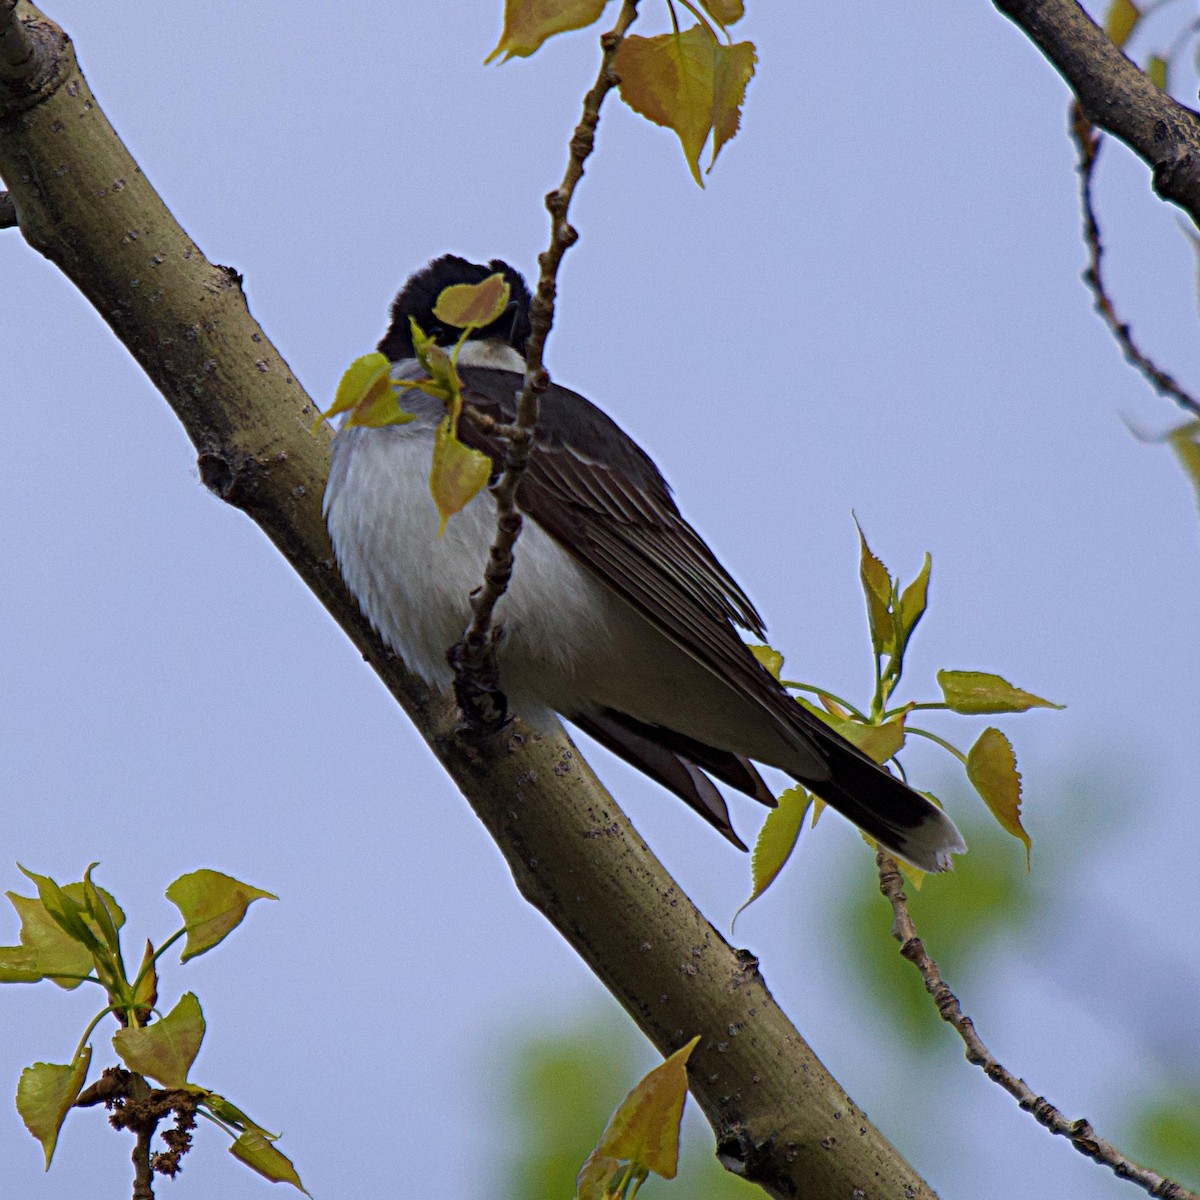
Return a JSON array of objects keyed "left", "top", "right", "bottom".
[
  {"left": 457, "top": 367, "right": 964, "bottom": 869},
  {"left": 456, "top": 367, "right": 824, "bottom": 752}
]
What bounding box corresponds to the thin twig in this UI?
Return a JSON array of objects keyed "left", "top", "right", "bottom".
[
  {"left": 448, "top": 2, "right": 641, "bottom": 726},
  {"left": 1069, "top": 102, "right": 1200, "bottom": 419},
  {"left": 876, "top": 850, "right": 1198, "bottom": 1200}
]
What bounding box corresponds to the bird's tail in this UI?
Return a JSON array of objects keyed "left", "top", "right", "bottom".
[{"left": 796, "top": 731, "right": 966, "bottom": 873}]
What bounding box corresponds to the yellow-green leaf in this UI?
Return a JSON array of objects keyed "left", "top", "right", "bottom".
[
  {"left": 17, "top": 1047, "right": 91, "bottom": 1169},
  {"left": 699, "top": 0, "right": 744, "bottom": 25},
  {"left": 937, "top": 669, "right": 1063, "bottom": 714},
  {"left": 434, "top": 273, "right": 511, "bottom": 332},
  {"left": 615, "top": 27, "right": 755, "bottom": 186},
  {"left": 314, "top": 352, "right": 416, "bottom": 431},
  {"left": 748, "top": 643, "right": 783, "bottom": 680},
  {"left": 113, "top": 992, "right": 205, "bottom": 1088},
  {"left": 166, "top": 870, "right": 277, "bottom": 963},
  {"left": 709, "top": 39, "right": 755, "bottom": 173},
  {"left": 966, "top": 727, "right": 1032, "bottom": 866},
  {"left": 1147, "top": 54, "right": 1168, "bottom": 92},
  {"left": 5, "top": 892, "right": 92, "bottom": 988},
  {"left": 0, "top": 944, "right": 41, "bottom": 982},
  {"left": 1167, "top": 420, "right": 1200, "bottom": 511},
  {"left": 735, "top": 786, "right": 810, "bottom": 920},
  {"left": 230, "top": 1127, "right": 310, "bottom": 1195},
  {"left": 17, "top": 867, "right": 98, "bottom": 954},
  {"left": 828, "top": 715, "right": 907, "bottom": 765},
  {"left": 590, "top": 1036, "right": 700, "bottom": 1181},
  {"left": 132, "top": 940, "right": 158, "bottom": 1023},
  {"left": 486, "top": 0, "right": 610, "bottom": 63},
  {"left": 1104, "top": 0, "right": 1140, "bottom": 47},
  {"left": 853, "top": 518, "right": 894, "bottom": 658},
  {"left": 430, "top": 416, "right": 493, "bottom": 536},
  {"left": 895, "top": 552, "right": 931, "bottom": 654},
  {"left": 576, "top": 1151, "right": 624, "bottom": 1200}
]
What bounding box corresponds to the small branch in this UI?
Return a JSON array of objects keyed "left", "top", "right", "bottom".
[
  {"left": 1069, "top": 102, "right": 1200, "bottom": 418},
  {"left": 876, "top": 850, "right": 1199, "bottom": 1200},
  {"left": 0, "top": 0, "right": 36, "bottom": 85},
  {"left": 991, "top": 0, "right": 1200, "bottom": 226},
  {"left": 449, "top": 3, "right": 641, "bottom": 725}
]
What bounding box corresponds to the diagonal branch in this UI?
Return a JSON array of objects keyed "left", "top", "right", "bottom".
[
  {"left": 876, "top": 850, "right": 1198, "bottom": 1200},
  {"left": 991, "top": 0, "right": 1200, "bottom": 226},
  {"left": 0, "top": 5, "right": 935, "bottom": 1197}
]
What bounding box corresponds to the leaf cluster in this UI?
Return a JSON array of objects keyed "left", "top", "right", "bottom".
[
  {"left": 489, "top": 0, "right": 756, "bottom": 186},
  {"left": 739, "top": 526, "right": 1063, "bottom": 914},
  {"left": 316, "top": 274, "right": 511, "bottom": 534},
  {"left": 576, "top": 1037, "right": 700, "bottom": 1200},
  {"left": 0, "top": 866, "right": 304, "bottom": 1193}
]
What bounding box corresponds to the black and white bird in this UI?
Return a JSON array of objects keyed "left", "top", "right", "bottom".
[{"left": 324, "top": 254, "right": 966, "bottom": 871}]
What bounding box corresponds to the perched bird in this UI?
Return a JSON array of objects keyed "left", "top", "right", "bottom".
[{"left": 324, "top": 254, "right": 966, "bottom": 871}]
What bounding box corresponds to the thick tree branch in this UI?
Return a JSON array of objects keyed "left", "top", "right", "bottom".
[
  {"left": 992, "top": 0, "right": 1200, "bottom": 225},
  {"left": 876, "top": 852, "right": 1198, "bottom": 1200},
  {"left": 0, "top": 5, "right": 935, "bottom": 1197}
]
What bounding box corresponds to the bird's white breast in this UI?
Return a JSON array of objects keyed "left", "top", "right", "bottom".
[{"left": 324, "top": 421, "right": 618, "bottom": 723}]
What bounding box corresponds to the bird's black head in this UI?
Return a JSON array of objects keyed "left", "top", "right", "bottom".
[{"left": 378, "top": 254, "right": 532, "bottom": 362}]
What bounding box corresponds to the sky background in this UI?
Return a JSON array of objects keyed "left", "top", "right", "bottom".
[{"left": 2, "top": 1, "right": 1198, "bottom": 1197}]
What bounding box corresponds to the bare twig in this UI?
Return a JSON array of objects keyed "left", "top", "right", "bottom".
[
  {"left": 448, "top": 3, "right": 640, "bottom": 727},
  {"left": 991, "top": 0, "right": 1200, "bottom": 226},
  {"left": 1069, "top": 102, "right": 1200, "bottom": 418},
  {"left": 876, "top": 850, "right": 1199, "bottom": 1200}
]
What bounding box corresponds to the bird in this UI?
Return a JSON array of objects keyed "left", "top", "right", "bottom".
[{"left": 323, "top": 254, "right": 967, "bottom": 871}]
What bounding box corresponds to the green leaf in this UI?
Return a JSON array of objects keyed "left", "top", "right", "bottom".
[
  {"left": 853, "top": 518, "right": 894, "bottom": 658},
  {"left": 434, "top": 273, "right": 511, "bottom": 331},
  {"left": 0, "top": 944, "right": 42, "bottom": 983},
  {"left": 1103, "top": 0, "right": 1140, "bottom": 48},
  {"left": 1147, "top": 54, "right": 1168, "bottom": 92},
  {"left": 966, "top": 728, "right": 1032, "bottom": 867},
  {"left": 430, "top": 415, "right": 493, "bottom": 537},
  {"left": 230, "top": 1127, "right": 310, "bottom": 1195},
  {"left": 165, "top": 870, "right": 277, "bottom": 963},
  {"left": 582, "top": 1036, "right": 700, "bottom": 1186},
  {"left": 113, "top": 992, "right": 205, "bottom": 1087},
  {"left": 615, "top": 27, "right": 756, "bottom": 186},
  {"left": 1167, "top": 420, "right": 1200, "bottom": 512},
  {"left": 486, "top": 0, "right": 610, "bottom": 63},
  {"left": 895, "top": 552, "right": 931, "bottom": 657},
  {"left": 937, "top": 669, "right": 1063, "bottom": 714},
  {"left": 7, "top": 892, "right": 93, "bottom": 989},
  {"left": 17, "top": 867, "right": 99, "bottom": 954},
  {"left": 1132, "top": 1087, "right": 1200, "bottom": 1189},
  {"left": 81, "top": 865, "right": 123, "bottom": 959},
  {"left": 16, "top": 1047, "right": 91, "bottom": 1169},
  {"left": 132, "top": 939, "right": 158, "bottom": 1023},
  {"left": 313, "top": 352, "right": 416, "bottom": 431},
  {"left": 747, "top": 643, "right": 783, "bottom": 680},
  {"left": 735, "top": 787, "right": 810, "bottom": 920},
  {"left": 699, "top": 0, "right": 744, "bottom": 25},
  {"left": 828, "top": 715, "right": 907, "bottom": 764}
]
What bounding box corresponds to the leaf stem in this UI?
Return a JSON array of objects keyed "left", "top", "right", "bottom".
[
  {"left": 904, "top": 725, "right": 968, "bottom": 765},
  {"left": 778, "top": 681, "right": 867, "bottom": 722}
]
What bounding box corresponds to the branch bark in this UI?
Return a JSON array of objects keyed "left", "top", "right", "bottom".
[
  {"left": 991, "top": 0, "right": 1200, "bottom": 225},
  {"left": 0, "top": 5, "right": 935, "bottom": 1197}
]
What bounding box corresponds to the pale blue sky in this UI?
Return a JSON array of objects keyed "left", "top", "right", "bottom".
[{"left": 2, "top": 2, "right": 1197, "bottom": 1197}]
